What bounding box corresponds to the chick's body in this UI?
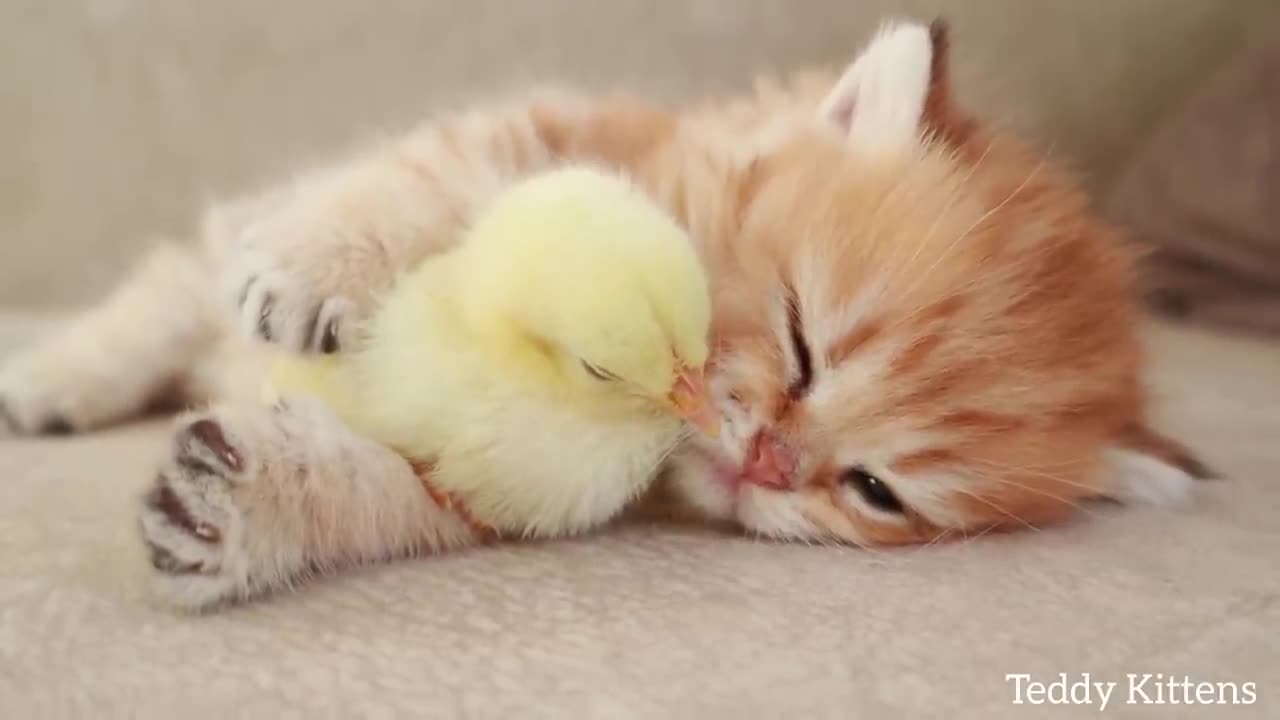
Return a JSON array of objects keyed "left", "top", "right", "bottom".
[{"left": 271, "top": 167, "right": 712, "bottom": 538}]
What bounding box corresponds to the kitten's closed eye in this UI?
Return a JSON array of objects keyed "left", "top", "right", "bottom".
[
  {"left": 784, "top": 287, "right": 813, "bottom": 397},
  {"left": 842, "top": 467, "right": 904, "bottom": 514}
]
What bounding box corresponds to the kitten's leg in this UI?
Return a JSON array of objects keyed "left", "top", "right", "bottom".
[
  {"left": 215, "top": 91, "right": 679, "bottom": 354},
  {"left": 138, "top": 394, "right": 475, "bottom": 610},
  {"left": 212, "top": 99, "right": 576, "bottom": 354},
  {"left": 0, "top": 243, "right": 223, "bottom": 435}
]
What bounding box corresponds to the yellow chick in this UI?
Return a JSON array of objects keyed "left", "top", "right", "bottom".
[{"left": 270, "top": 167, "right": 717, "bottom": 538}]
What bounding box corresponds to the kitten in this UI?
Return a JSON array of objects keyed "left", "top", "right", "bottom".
[{"left": 0, "top": 21, "right": 1205, "bottom": 608}]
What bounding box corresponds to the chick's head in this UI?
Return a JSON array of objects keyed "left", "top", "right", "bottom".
[{"left": 458, "top": 167, "right": 716, "bottom": 432}]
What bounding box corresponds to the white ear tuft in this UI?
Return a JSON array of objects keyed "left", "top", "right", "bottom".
[
  {"left": 1102, "top": 448, "right": 1197, "bottom": 507},
  {"left": 820, "top": 20, "right": 933, "bottom": 152}
]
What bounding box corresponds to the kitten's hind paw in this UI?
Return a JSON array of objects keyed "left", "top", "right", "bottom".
[{"left": 140, "top": 413, "right": 303, "bottom": 610}]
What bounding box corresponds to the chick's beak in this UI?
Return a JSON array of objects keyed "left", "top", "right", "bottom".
[{"left": 668, "top": 366, "right": 720, "bottom": 438}]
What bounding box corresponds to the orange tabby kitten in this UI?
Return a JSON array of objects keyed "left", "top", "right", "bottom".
[{"left": 0, "top": 21, "right": 1204, "bottom": 608}]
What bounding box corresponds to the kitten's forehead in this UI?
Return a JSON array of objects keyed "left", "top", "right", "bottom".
[{"left": 746, "top": 140, "right": 988, "bottom": 278}]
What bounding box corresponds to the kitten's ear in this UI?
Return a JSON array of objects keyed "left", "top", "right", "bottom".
[
  {"left": 1100, "top": 424, "right": 1215, "bottom": 506},
  {"left": 820, "top": 20, "right": 936, "bottom": 152}
]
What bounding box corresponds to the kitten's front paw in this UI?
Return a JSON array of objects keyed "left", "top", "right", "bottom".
[
  {"left": 219, "top": 207, "right": 393, "bottom": 355},
  {"left": 228, "top": 244, "right": 361, "bottom": 355},
  {"left": 139, "top": 414, "right": 301, "bottom": 610}
]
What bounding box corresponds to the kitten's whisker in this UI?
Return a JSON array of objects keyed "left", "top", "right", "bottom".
[
  {"left": 983, "top": 475, "right": 1103, "bottom": 519},
  {"left": 914, "top": 526, "right": 955, "bottom": 552},
  {"left": 956, "top": 488, "right": 1039, "bottom": 533},
  {"left": 899, "top": 140, "right": 995, "bottom": 275},
  {"left": 862, "top": 148, "right": 945, "bottom": 271},
  {"left": 637, "top": 430, "right": 690, "bottom": 486},
  {"left": 965, "top": 456, "right": 1101, "bottom": 494},
  {"left": 891, "top": 153, "right": 1045, "bottom": 325},
  {"left": 881, "top": 526, "right": 956, "bottom": 570},
  {"left": 959, "top": 522, "right": 998, "bottom": 548}
]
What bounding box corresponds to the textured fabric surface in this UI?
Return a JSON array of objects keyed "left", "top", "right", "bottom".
[
  {"left": 1109, "top": 12, "right": 1280, "bottom": 335},
  {"left": 1, "top": 0, "right": 1273, "bottom": 308},
  {"left": 1, "top": 315, "right": 1278, "bottom": 718}
]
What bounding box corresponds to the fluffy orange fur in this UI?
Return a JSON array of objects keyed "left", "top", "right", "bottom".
[
  {"left": 2, "top": 21, "right": 1206, "bottom": 581},
  {"left": 518, "top": 22, "right": 1203, "bottom": 545}
]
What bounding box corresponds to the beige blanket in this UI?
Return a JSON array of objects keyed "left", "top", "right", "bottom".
[{"left": 2, "top": 315, "right": 1278, "bottom": 718}]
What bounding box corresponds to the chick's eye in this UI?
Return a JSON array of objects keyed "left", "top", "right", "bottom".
[
  {"left": 581, "top": 360, "right": 618, "bottom": 382},
  {"left": 841, "top": 467, "right": 904, "bottom": 514}
]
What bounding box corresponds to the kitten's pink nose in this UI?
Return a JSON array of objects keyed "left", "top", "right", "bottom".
[{"left": 742, "top": 431, "right": 794, "bottom": 490}]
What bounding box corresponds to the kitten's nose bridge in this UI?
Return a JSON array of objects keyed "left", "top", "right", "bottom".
[{"left": 743, "top": 430, "right": 795, "bottom": 490}]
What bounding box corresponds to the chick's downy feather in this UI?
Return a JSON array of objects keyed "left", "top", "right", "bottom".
[{"left": 270, "top": 167, "right": 712, "bottom": 538}]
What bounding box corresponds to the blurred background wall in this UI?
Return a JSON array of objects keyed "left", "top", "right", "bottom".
[{"left": 1, "top": 0, "right": 1271, "bottom": 308}]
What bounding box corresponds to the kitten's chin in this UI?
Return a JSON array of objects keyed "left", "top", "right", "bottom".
[{"left": 666, "top": 446, "right": 742, "bottom": 522}]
